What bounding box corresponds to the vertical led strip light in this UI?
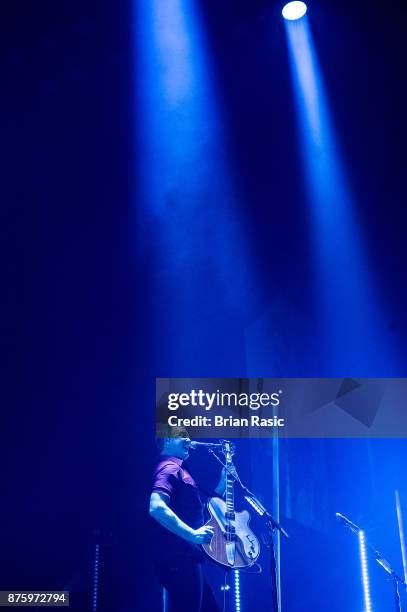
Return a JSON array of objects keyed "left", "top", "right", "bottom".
[
  {"left": 358, "top": 531, "right": 373, "bottom": 612},
  {"left": 395, "top": 490, "right": 407, "bottom": 585},
  {"left": 92, "top": 543, "right": 100, "bottom": 612},
  {"left": 234, "top": 569, "right": 241, "bottom": 612}
]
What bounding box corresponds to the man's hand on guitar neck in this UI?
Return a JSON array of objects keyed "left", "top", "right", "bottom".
[{"left": 214, "top": 465, "right": 238, "bottom": 496}]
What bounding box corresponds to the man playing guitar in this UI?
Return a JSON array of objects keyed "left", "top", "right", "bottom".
[{"left": 149, "top": 427, "right": 225, "bottom": 612}]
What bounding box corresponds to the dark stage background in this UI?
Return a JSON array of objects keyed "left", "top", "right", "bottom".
[{"left": 1, "top": 0, "right": 407, "bottom": 610}]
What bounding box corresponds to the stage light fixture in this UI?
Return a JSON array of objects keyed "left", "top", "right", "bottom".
[{"left": 282, "top": 1, "right": 307, "bottom": 20}]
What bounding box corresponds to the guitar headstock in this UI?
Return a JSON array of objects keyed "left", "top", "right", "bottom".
[{"left": 221, "top": 440, "right": 236, "bottom": 462}]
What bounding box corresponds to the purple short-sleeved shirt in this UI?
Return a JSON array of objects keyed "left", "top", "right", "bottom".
[{"left": 151, "top": 456, "right": 205, "bottom": 565}]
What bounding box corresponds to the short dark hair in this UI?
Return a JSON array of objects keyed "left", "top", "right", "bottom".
[{"left": 155, "top": 425, "right": 189, "bottom": 451}]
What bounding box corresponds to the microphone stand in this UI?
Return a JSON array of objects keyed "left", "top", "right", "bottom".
[
  {"left": 243, "top": 491, "right": 288, "bottom": 612},
  {"left": 375, "top": 551, "right": 406, "bottom": 612},
  {"left": 208, "top": 447, "right": 289, "bottom": 612},
  {"left": 337, "top": 514, "right": 406, "bottom": 611}
]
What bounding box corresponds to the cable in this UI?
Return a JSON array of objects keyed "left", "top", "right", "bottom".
[
  {"left": 223, "top": 570, "right": 228, "bottom": 612},
  {"left": 241, "top": 561, "right": 262, "bottom": 575}
]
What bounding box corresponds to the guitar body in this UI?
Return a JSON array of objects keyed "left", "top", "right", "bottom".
[{"left": 202, "top": 497, "right": 260, "bottom": 568}]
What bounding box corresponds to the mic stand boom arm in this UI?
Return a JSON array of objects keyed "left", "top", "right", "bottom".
[
  {"left": 352, "top": 525, "right": 407, "bottom": 595},
  {"left": 337, "top": 512, "right": 406, "bottom": 612},
  {"left": 373, "top": 548, "right": 406, "bottom": 612}
]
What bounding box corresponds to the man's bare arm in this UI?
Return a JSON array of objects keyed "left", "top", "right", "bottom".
[{"left": 149, "top": 492, "right": 213, "bottom": 544}]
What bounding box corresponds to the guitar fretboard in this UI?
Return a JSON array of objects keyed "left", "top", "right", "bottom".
[{"left": 225, "top": 459, "right": 235, "bottom": 517}]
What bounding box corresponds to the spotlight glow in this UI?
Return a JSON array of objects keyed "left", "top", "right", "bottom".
[
  {"left": 282, "top": 1, "right": 307, "bottom": 20},
  {"left": 284, "top": 7, "right": 399, "bottom": 372}
]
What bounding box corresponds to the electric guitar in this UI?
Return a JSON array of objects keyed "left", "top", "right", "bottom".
[{"left": 202, "top": 441, "right": 260, "bottom": 568}]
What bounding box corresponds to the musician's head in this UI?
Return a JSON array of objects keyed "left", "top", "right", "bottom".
[{"left": 156, "top": 425, "right": 191, "bottom": 460}]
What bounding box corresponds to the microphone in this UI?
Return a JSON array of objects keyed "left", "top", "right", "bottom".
[
  {"left": 189, "top": 441, "right": 223, "bottom": 449},
  {"left": 335, "top": 512, "right": 361, "bottom": 534}
]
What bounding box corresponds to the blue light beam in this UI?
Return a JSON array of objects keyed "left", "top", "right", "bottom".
[
  {"left": 285, "top": 17, "right": 399, "bottom": 374},
  {"left": 136, "top": 0, "right": 256, "bottom": 368}
]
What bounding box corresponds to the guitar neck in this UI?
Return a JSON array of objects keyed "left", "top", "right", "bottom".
[{"left": 225, "top": 460, "right": 235, "bottom": 514}]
